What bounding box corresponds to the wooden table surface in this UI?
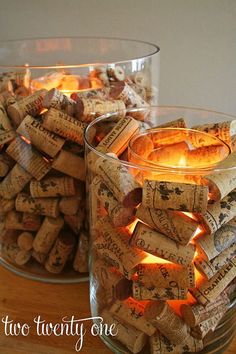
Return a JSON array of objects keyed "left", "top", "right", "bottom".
[{"left": 0, "top": 266, "right": 235, "bottom": 354}]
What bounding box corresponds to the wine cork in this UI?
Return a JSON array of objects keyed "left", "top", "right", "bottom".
[
  {"left": 59, "top": 196, "right": 81, "bottom": 215},
  {"left": 195, "top": 219, "right": 236, "bottom": 260},
  {"left": 190, "top": 257, "right": 236, "bottom": 305},
  {"left": 0, "top": 228, "right": 18, "bottom": 245},
  {"left": 43, "top": 88, "right": 75, "bottom": 116},
  {"left": 73, "top": 231, "right": 89, "bottom": 273},
  {"left": 30, "top": 176, "right": 76, "bottom": 198},
  {"left": 15, "top": 193, "right": 59, "bottom": 218},
  {"left": 199, "top": 190, "right": 236, "bottom": 234},
  {"left": 185, "top": 145, "right": 228, "bottom": 167},
  {"left": 95, "top": 156, "right": 142, "bottom": 207},
  {"left": 156, "top": 118, "right": 187, "bottom": 129},
  {"left": 191, "top": 307, "right": 227, "bottom": 339},
  {"left": 0, "top": 197, "right": 15, "bottom": 214},
  {"left": 2, "top": 243, "right": 21, "bottom": 263},
  {"left": 144, "top": 301, "right": 189, "bottom": 344},
  {"left": 0, "top": 104, "right": 16, "bottom": 144},
  {"left": 74, "top": 97, "right": 126, "bottom": 122},
  {"left": 109, "top": 298, "right": 156, "bottom": 336},
  {"left": 32, "top": 250, "right": 47, "bottom": 265},
  {"left": 5, "top": 211, "right": 41, "bottom": 231},
  {"left": 0, "top": 157, "right": 10, "bottom": 177},
  {"left": 137, "top": 263, "right": 195, "bottom": 288},
  {"left": 136, "top": 205, "right": 198, "bottom": 245},
  {"left": 150, "top": 129, "right": 188, "bottom": 148},
  {"left": 42, "top": 108, "right": 86, "bottom": 146},
  {"left": 7, "top": 89, "right": 47, "bottom": 127},
  {"left": 15, "top": 249, "right": 32, "bottom": 266},
  {"left": 180, "top": 292, "right": 229, "bottom": 327},
  {"left": 101, "top": 309, "right": 147, "bottom": 354},
  {"left": 148, "top": 141, "right": 189, "bottom": 166},
  {"left": 192, "top": 120, "right": 236, "bottom": 146},
  {"left": 143, "top": 180, "right": 208, "bottom": 213},
  {"left": 94, "top": 217, "right": 146, "bottom": 279},
  {"left": 133, "top": 282, "right": 187, "bottom": 301},
  {"left": 45, "top": 231, "right": 75, "bottom": 274},
  {"left": 91, "top": 176, "right": 135, "bottom": 227},
  {"left": 0, "top": 163, "right": 32, "bottom": 199},
  {"left": 109, "top": 81, "right": 149, "bottom": 121},
  {"left": 6, "top": 137, "right": 51, "bottom": 180},
  {"left": 17, "top": 115, "right": 65, "bottom": 158},
  {"left": 30, "top": 71, "right": 63, "bottom": 92},
  {"left": 52, "top": 149, "right": 85, "bottom": 181},
  {"left": 17, "top": 231, "right": 34, "bottom": 251},
  {"left": 131, "top": 222, "right": 195, "bottom": 266},
  {"left": 71, "top": 88, "right": 108, "bottom": 101},
  {"left": 33, "top": 216, "right": 64, "bottom": 254}
]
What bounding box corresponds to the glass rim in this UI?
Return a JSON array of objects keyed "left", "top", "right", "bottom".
[
  {"left": 84, "top": 105, "right": 236, "bottom": 174},
  {"left": 0, "top": 36, "right": 160, "bottom": 69}
]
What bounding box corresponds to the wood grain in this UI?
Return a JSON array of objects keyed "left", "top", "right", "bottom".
[{"left": 0, "top": 266, "right": 235, "bottom": 354}]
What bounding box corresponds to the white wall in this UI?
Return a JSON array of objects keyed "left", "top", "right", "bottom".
[{"left": 0, "top": 0, "right": 235, "bottom": 115}]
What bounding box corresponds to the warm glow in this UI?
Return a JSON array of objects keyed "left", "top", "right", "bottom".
[
  {"left": 142, "top": 253, "right": 171, "bottom": 264},
  {"left": 20, "top": 135, "right": 31, "bottom": 145},
  {"left": 178, "top": 155, "right": 187, "bottom": 167}
]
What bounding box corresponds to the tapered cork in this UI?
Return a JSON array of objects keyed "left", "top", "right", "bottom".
[
  {"left": 30, "top": 176, "right": 76, "bottom": 198},
  {"left": 43, "top": 88, "right": 75, "bottom": 116},
  {"left": 95, "top": 155, "right": 142, "bottom": 207},
  {"left": 109, "top": 298, "right": 156, "bottom": 336},
  {"left": 143, "top": 180, "right": 208, "bottom": 213},
  {"left": 73, "top": 231, "right": 89, "bottom": 273},
  {"left": 199, "top": 190, "right": 236, "bottom": 234},
  {"left": 0, "top": 197, "right": 15, "bottom": 214},
  {"left": 33, "top": 216, "right": 64, "bottom": 254},
  {"left": 190, "top": 257, "right": 236, "bottom": 305},
  {"left": 101, "top": 309, "right": 147, "bottom": 354},
  {"left": 180, "top": 292, "right": 229, "bottom": 327},
  {"left": 6, "top": 137, "right": 51, "bottom": 180},
  {"left": 45, "top": 231, "right": 75, "bottom": 274},
  {"left": 5, "top": 211, "right": 41, "bottom": 231},
  {"left": 74, "top": 97, "right": 126, "bottom": 122},
  {"left": 150, "top": 331, "right": 203, "bottom": 354},
  {"left": 137, "top": 263, "right": 195, "bottom": 288},
  {"left": 15, "top": 193, "right": 59, "bottom": 218},
  {"left": 148, "top": 141, "right": 189, "bottom": 166},
  {"left": 17, "top": 115, "right": 65, "bottom": 157},
  {"left": 194, "top": 218, "right": 236, "bottom": 260},
  {"left": 64, "top": 208, "right": 85, "bottom": 235},
  {"left": 0, "top": 104, "right": 16, "bottom": 144},
  {"left": 131, "top": 222, "right": 195, "bottom": 266},
  {"left": 136, "top": 205, "right": 198, "bottom": 245},
  {"left": 144, "top": 301, "right": 189, "bottom": 344},
  {"left": 133, "top": 282, "right": 187, "bottom": 301},
  {"left": 17, "top": 231, "right": 34, "bottom": 251},
  {"left": 7, "top": 89, "right": 47, "bottom": 127},
  {"left": 92, "top": 176, "right": 135, "bottom": 227},
  {"left": 42, "top": 108, "right": 87, "bottom": 146},
  {"left": 52, "top": 149, "right": 85, "bottom": 181},
  {"left": 59, "top": 196, "right": 81, "bottom": 215}
]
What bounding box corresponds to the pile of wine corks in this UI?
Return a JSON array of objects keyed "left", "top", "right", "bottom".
[
  {"left": 0, "top": 65, "right": 155, "bottom": 278},
  {"left": 89, "top": 117, "right": 236, "bottom": 353}
]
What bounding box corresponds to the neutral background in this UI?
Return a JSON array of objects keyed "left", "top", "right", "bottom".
[{"left": 0, "top": 0, "right": 235, "bottom": 114}]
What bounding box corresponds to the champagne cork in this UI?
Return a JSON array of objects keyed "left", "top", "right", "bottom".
[
  {"left": 32, "top": 250, "right": 47, "bottom": 265},
  {"left": 30, "top": 176, "right": 76, "bottom": 198},
  {"left": 192, "top": 120, "right": 236, "bottom": 146},
  {"left": 6, "top": 137, "right": 51, "bottom": 180},
  {"left": 136, "top": 205, "right": 198, "bottom": 245},
  {"left": 199, "top": 190, "right": 236, "bottom": 234},
  {"left": 101, "top": 309, "right": 147, "bottom": 354},
  {"left": 137, "top": 263, "right": 195, "bottom": 288},
  {"left": 43, "top": 88, "right": 75, "bottom": 116},
  {"left": 131, "top": 222, "right": 195, "bottom": 266},
  {"left": 5, "top": 211, "right": 41, "bottom": 231},
  {"left": 190, "top": 257, "right": 236, "bottom": 305},
  {"left": 144, "top": 301, "right": 189, "bottom": 345},
  {"left": 17, "top": 115, "right": 65, "bottom": 157},
  {"left": 91, "top": 176, "right": 135, "bottom": 227},
  {"left": 52, "top": 149, "right": 85, "bottom": 181},
  {"left": 73, "top": 231, "right": 89, "bottom": 273},
  {"left": 109, "top": 298, "right": 156, "bottom": 336},
  {"left": 15, "top": 249, "right": 32, "bottom": 266},
  {"left": 0, "top": 163, "right": 32, "bottom": 199},
  {"left": 15, "top": 193, "right": 59, "bottom": 218},
  {"left": 148, "top": 141, "right": 189, "bottom": 166},
  {"left": 195, "top": 218, "right": 236, "bottom": 260},
  {"left": 133, "top": 282, "right": 187, "bottom": 301},
  {"left": 74, "top": 97, "right": 126, "bottom": 122},
  {"left": 33, "top": 216, "right": 64, "bottom": 254},
  {"left": 59, "top": 196, "right": 81, "bottom": 215},
  {"left": 95, "top": 156, "right": 142, "bottom": 207},
  {"left": 17, "top": 231, "right": 34, "bottom": 251},
  {"left": 0, "top": 197, "right": 15, "bottom": 214},
  {"left": 143, "top": 180, "right": 208, "bottom": 213},
  {"left": 7, "top": 89, "right": 47, "bottom": 127},
  {"left": 194, "top": 243, "right": 236, "bottom": 279},
  {"left": 156, "top": 118, "right": 187, "bottom": 129},
  {"left": 180, "top": 292, "right": 229, "bottom": 327},
  {"left": 0, "top": 104, "right": 16, "bottom": 144},
  {"left": 94, "top": 217, "right": 146, "bottom": 279},
  {"left": 45, "top": 231, "right": 75, "bottom": 274},
  {"left": 42, "top": 108, "right": 86, "bottom": 146}
]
